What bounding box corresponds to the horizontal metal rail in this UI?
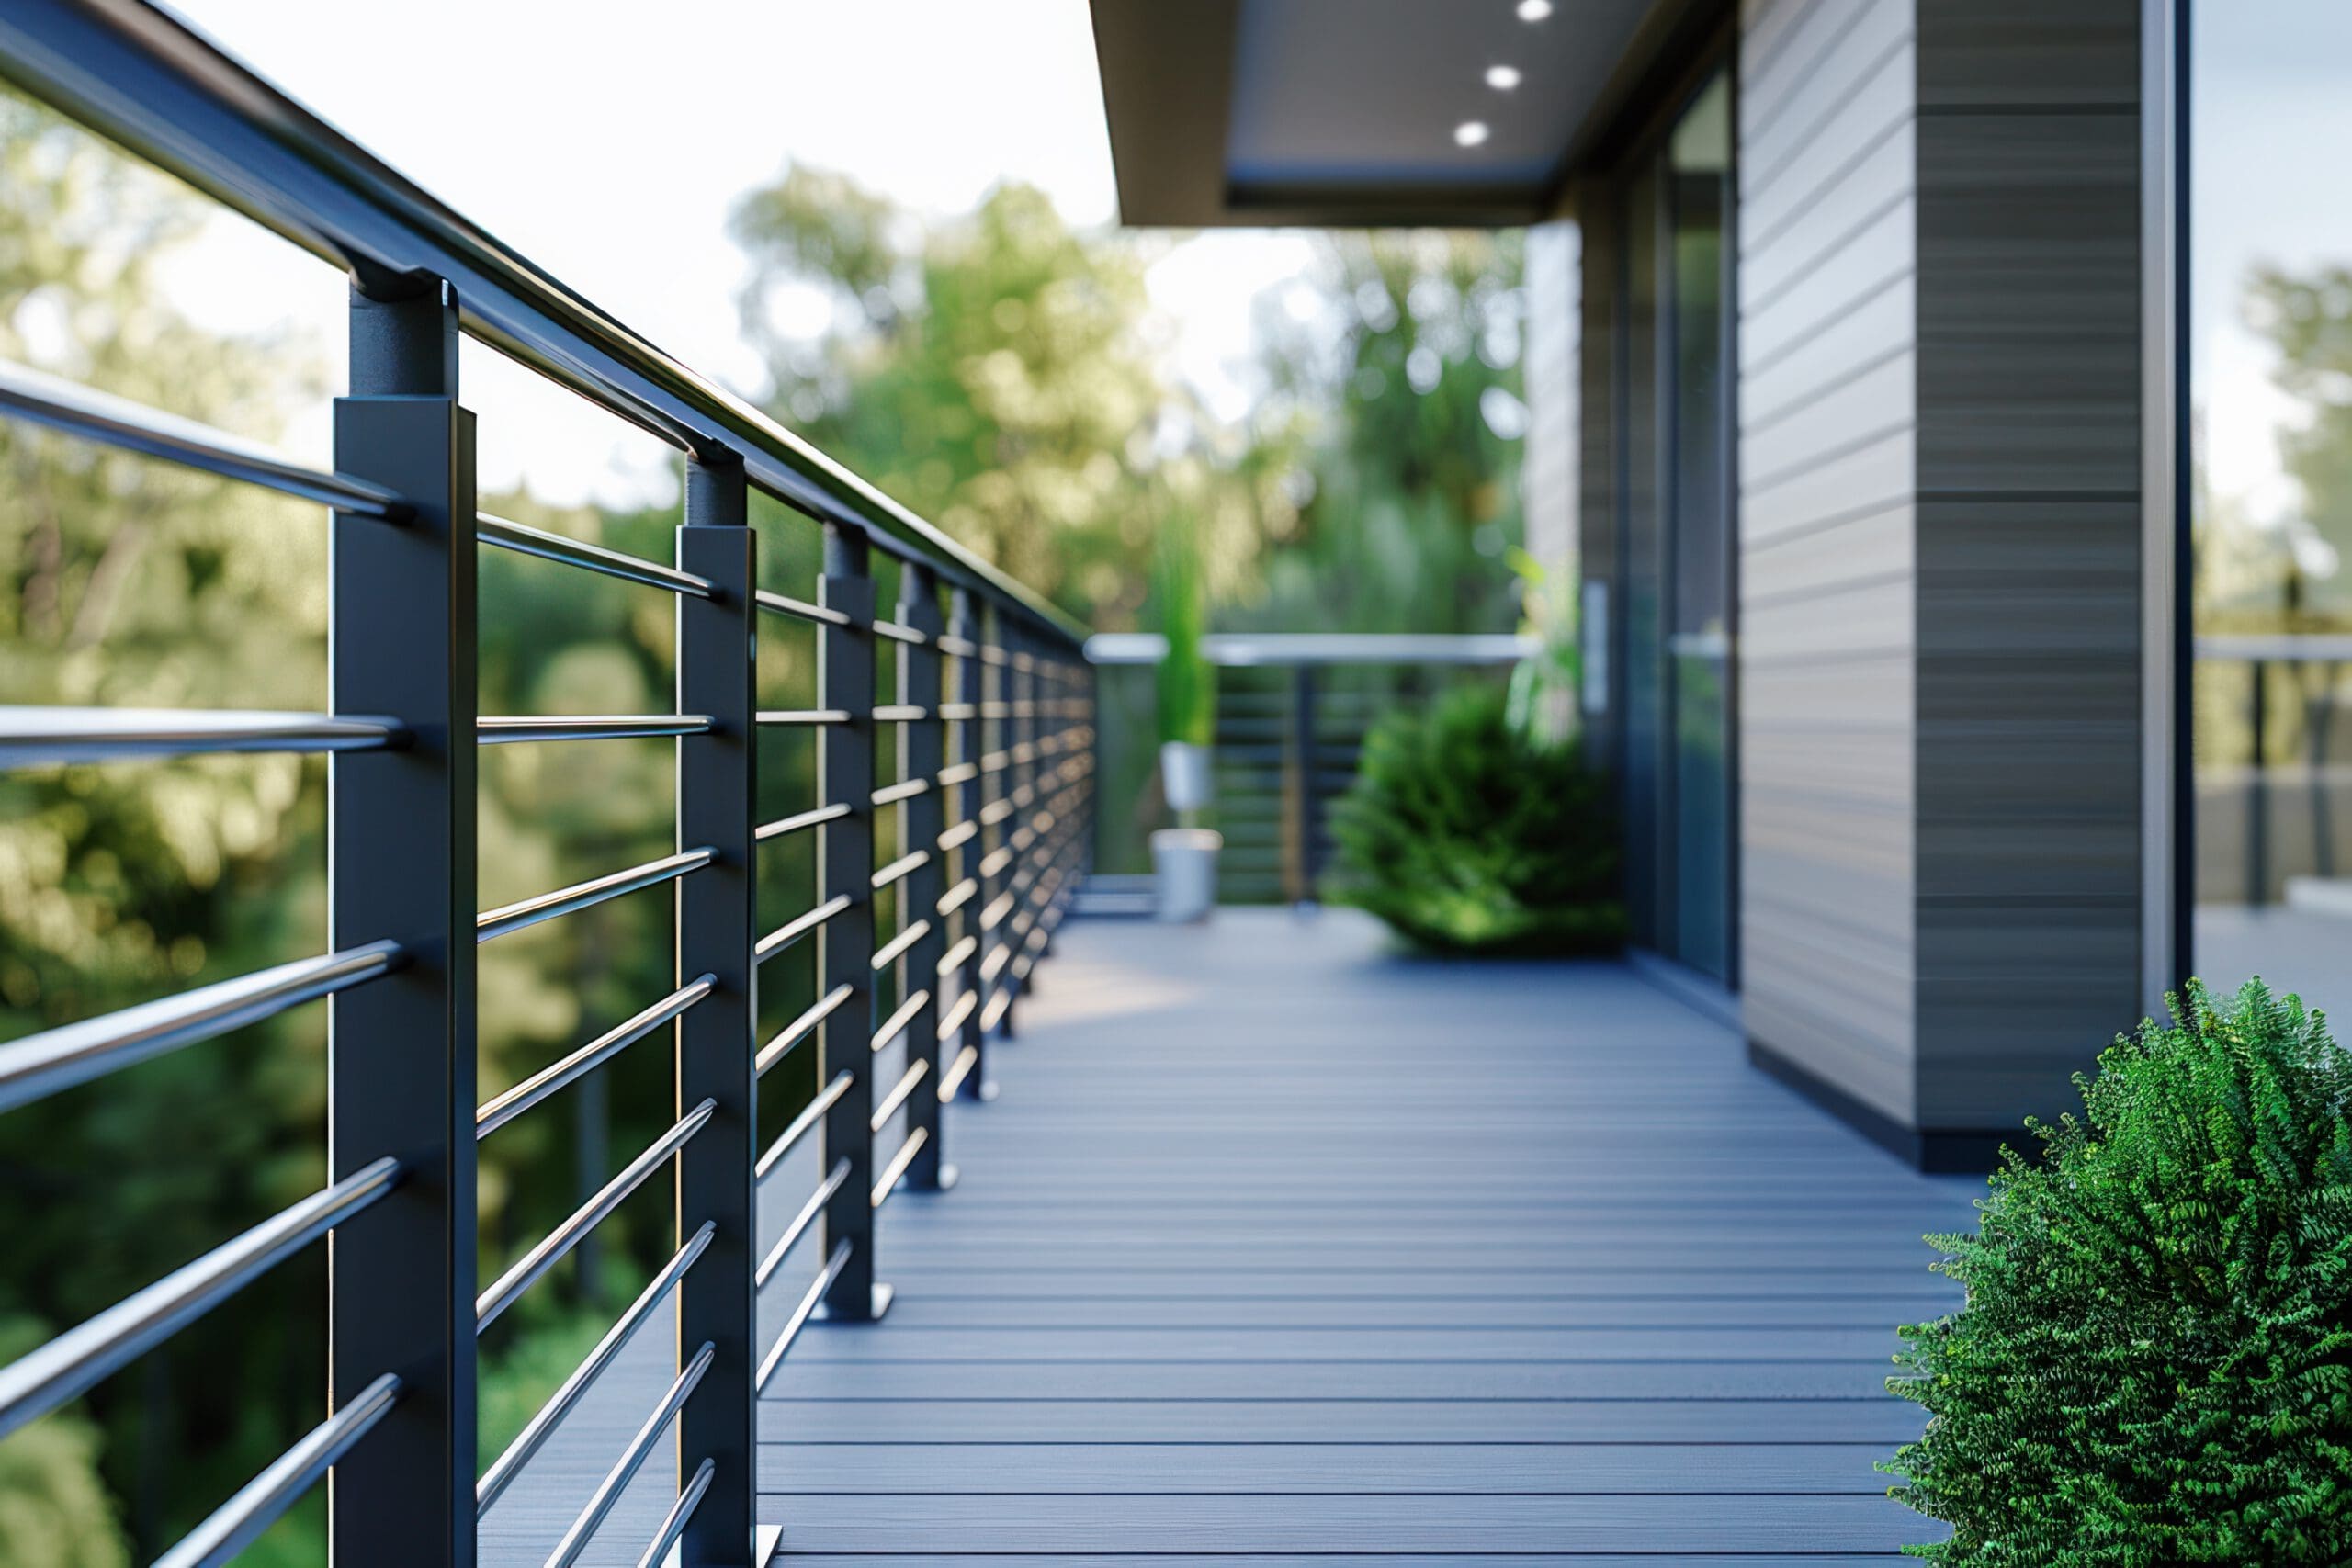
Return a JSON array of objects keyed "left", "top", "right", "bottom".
[
  {"left": 871, "top": 918, "right": 932, "bottom": 971},
  {"left": 871, "top": 850, "right": 932, "bottom": 891},
  {"left": 935, "top": 935, "right": 979, "bottom": 976},
  {"left": 937, "top": 819, "right": 979, "bottom": 852},
  {"left": 0, "top": 1156, "right": 401, "bottom": 1441},
  {"left": 153, "top": 1371, "right": 401, "bottom": 1568},
  {"left": 935, "top": 1040, "right": 981, "bottom": 1101},
  {"left": 544, "top": 1341, "right": 715, "bottom": 1568},
  {"left": 476, "top": 976, "right": 713, "bottom": 1138},
  {"left": 936, "top": 877, "right": 979, "bottom": 917},
  {"left": 754, "top": 590, "right": 853, "bottom": 627},
  {"left": 475, "top": 1101, "right": 714, "bottom": 1332},
  {"left": 757, "top": 801, "right": 852, "bottom": 841},
  {"left": 871, "top": 704, "right": 928, "bottom": 722},
  {"left": 754, "top": 893, "right": 853, "bottom": 965},
  {"left": 0, "top": 355, "right": 406, "bottom": 517},
  {"left": 0, "top": 941, "right": 401, "bottom": 1115},
  {"left": 476, "top": 512, "right": 714, "bottom": 596},
  {"left": 478, "top": 715, "right": 711, "bottom": 744},
  {"left": 755, "top": 1238, "right": 851, "bottom": 1392},
  {"left": 872, "top": 776, "right": 932, "bottom": 806},
  {"left": 478, "top": 849, "right": 713, "bottom": 942},
  {"left": 754, "top": 986, "right": 854, "bottom": 1078},
  {"left": 870, "top": 1128, "right": 930, "bottom": 1208},
  {"left": 756, "top": 708, "right": 851, "bottom": 727},
  {"left": 475, "top": 1221, "right": 715, "bottom": 1516},
  {"left": 935, "top": 761, "right": 979, "bottom": 788},
  {"left": 870, "top": 989, "right": 930, "bottom": 1053},
  {"left": 869, "top": 1058, "right": 931, "bottom": 1133},
  {"left": 754, "top": 1158, "right": 849, "bottom": 1288},
  {"left": 871, "top": 620, "right": 927, "bottom": 647},
  {"left": 754, "top": 1071, "right": 852, "bottom": 1179},
  {"left": 634, "top": 1457, "right": 716, "bottom": 1568},
  {"left": 0, "top": 706, "right": 405, "bottom": 767}
]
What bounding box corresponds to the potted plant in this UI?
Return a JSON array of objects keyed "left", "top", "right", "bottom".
[
  {"left": 1150, "top": 513, "right": 1218, "bottom": 921},
  {"left": 1884, "top": 978, "right": 2352, "bottom": 1562}
]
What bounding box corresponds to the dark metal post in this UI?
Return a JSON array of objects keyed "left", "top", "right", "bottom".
[
  {"left": 2248, "top": 659, "right": 2269, "bottom": 905},
  {"left": 1292, "top": 663, "right": 1321, "bottom": 906},
  {"left": 674, "top": 461, "right": 757, "bottom": 1564},
  {"left": 897, "top": 567, "right": 954, "bottom": 1189},
  {"left": 975, "top": 610, "right": 1009, "bottom": 1047},
  {"left": 329, "top": 280, "right": 476, "bottom": 1568},
  {"left": 815, "top": 527, "right": 888, "bottom": 1321},
  {"left": 1003, "top": 629, "right": 1037, "bottom": 1032},
  {"left": 948, "top": 589, "right": 994, "bottom": 1102}
]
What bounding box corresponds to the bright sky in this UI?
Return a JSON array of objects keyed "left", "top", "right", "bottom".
[{"left": 164, "top": 0, "right": 1315, "bottom": 507}]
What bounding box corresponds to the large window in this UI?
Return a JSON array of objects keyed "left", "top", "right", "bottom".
[{"left": 2189, "top": 1, "right": 2352, "bottom": 1022}]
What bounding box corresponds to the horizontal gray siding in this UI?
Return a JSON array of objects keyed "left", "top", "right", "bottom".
[{"left": 1736, "top": 0, "right": 1918, "bottom": 1127}]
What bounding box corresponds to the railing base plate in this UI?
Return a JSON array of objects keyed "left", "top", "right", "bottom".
[
  {"left": 810, "top": 1283, "right": 894, "bottom": 1325},
  {"left": 753, "top": 1523, "right": 782, "bottom": 1565}
]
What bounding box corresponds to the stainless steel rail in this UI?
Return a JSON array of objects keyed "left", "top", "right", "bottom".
[
  {"left": 0, "top": 941, "right": 401, "bottom": 1115},
  {"left": 0, "top": 706, "right": 406, "bottom": 765},
  {"left": 0, "top": 1157, "right": 401, "bottom": 1441}
]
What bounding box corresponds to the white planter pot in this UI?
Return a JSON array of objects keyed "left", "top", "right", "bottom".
[
  {"left": 1159, "top": 740, "right": 1213, "bottom": 813},
  {"left": 1151, "top": 829, "right": 1222, "bottom": 923}
]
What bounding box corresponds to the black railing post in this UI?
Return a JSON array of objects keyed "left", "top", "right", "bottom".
[
  {"left": 674, "top": 458, "right": 757, "bottom": 1565},
  {"left": 897, "top": 567, "right": 955, "bottom": 1189},
  {"left": 816, "top": 526, "right": 888, "bottom": 1321},
  {"left": 2249, "top": 659, "right": 2269, "bottom": 905},
  {"left": 1292, "top": 663, "right": 1321, "bottom": 906},
  {"left": 976, "top": 610, "right": 1010, "bottom": 1046},
  {"left": 947, "top": 588, "right": 995, "bottom": 1102},
  {"left": 329, "top": 279, "right": 476, "bottom": 1568}
]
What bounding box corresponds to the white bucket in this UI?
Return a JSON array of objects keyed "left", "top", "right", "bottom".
[
  {"left": 1159, "top": 741, "right": 1213, "bottom": 813},
  {"left": 1151, "top": 829, "right": 1222, "bottom": 923}
]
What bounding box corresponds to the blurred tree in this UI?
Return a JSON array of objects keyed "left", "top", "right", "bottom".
[
  {"left": 731, "top": 166, "right": 1299, "bottom": 622},
  {"left": 1241, "top": 230, "right": 1529, "bottom": 635},
  {"left": 2247, "top": 261, "right": 2352, "bottom": 626}
]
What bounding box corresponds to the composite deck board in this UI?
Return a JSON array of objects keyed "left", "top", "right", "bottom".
[
  {"left": 762, "top": 910, "right": 1976, "bottom": 1559},
  {"left": 487, "top": 908, "right": 1978, "bottom": 1562}
]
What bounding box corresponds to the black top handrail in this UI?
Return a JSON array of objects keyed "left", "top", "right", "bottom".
[{"left": 0, "top": 0, "right": 1086, "bottom": 643}]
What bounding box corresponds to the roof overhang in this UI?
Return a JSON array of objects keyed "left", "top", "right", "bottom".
[{"left": 1088, "top": 0, "right": 1714, "bottom": 229}]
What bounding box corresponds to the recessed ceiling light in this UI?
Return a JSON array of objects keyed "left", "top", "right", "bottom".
[
  {"left": 1454, "top": 120, "right": 1492, "bottom": 148},
  {"left": 1517, "top": 0, "right": 1553, "bottom": 20},
  {"left": 1486, "top": 65, "right": 1523, "bottom": 90}
]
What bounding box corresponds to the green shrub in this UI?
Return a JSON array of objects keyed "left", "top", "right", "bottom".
[
  {"left": 1329, "top": 683, "right": 1623, "bottom": 954},
  {"left": 1885, "top": 978, "right": 2352, "bottom": 1564}
]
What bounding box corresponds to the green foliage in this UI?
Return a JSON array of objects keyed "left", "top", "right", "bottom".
[
  {"left": 1504, "top": 547, "right": 1578, "bottom": 748},
  {"left": 0, "top": 1320, "right": 127, "bottom": 1568},
  {"left": 1329, "top": 683, "right": 1623, "bottom": 954},
  {"left": 1150, "top": 512, "right": 1212, "bottom": 748},
  {"left": 1884, "top": 978, "right": 2352, "bottom": 1564},
  {"left": 1240, "top": 230, "right": 1528, "bottom": 637},
  {"left": 731, "top": 167, "right": 1297, "bottom": 621}
]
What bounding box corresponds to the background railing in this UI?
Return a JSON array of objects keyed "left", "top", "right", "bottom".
[
  {"left": 0, "top": 5, "right": 1092, "bottom": 1565},
  {"left": 1085, "top": 633, "right": 1528, "bottom": 905},
  {"left": 2194, "top": 634, "right": 2352, "bottom": 907}
]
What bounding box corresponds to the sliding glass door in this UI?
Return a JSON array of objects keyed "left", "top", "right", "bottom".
[{"left": 1615, "top": 63, "right": 1737, "bottom": 986}]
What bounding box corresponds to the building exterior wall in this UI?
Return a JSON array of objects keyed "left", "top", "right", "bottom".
[
  {"left": 1735, "top": 0, "right": 1920, "bottom": 1130},
  {"left": 1728, "top": 0, "right": 2145, "bottom": 1156}
]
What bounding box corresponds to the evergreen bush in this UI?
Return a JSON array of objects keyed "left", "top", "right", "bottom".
[
  {"left": 1885, "top": 978, "right": 2352, "bottom": 1564},
  {"left": 1329, "top": 683, "right": 1623, "bottom": 954}
]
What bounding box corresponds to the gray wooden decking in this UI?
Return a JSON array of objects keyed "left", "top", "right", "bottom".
[{"left": 484, "top": 906, "right": 1980, "bottom": 1564}]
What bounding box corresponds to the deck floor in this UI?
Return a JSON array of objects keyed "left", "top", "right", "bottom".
[{"left": 756, "top": 908, "right": 1977, "bottom": 1563}]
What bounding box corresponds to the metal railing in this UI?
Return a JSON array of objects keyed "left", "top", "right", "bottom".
[
  {"left": 1087, "top": 633, "right": 1528, "bottom": 904},
  {"left": 2195, "top": 633, "right": 2352, "bottom": 906},
  {"left": 0, "top": 5, "right": 1094, "bottom": 1565}
]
